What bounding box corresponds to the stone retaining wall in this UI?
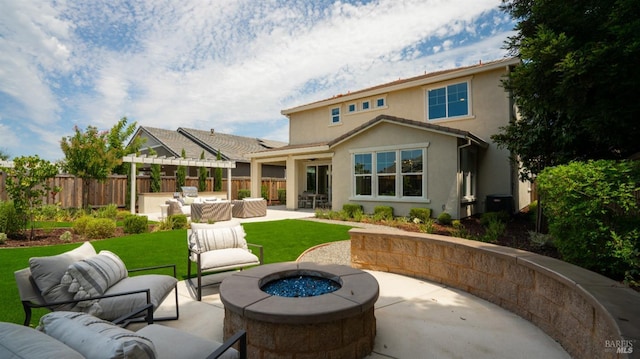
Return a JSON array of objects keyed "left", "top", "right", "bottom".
[{"left": 350, "top": 228, "right": 640, "bottom": 359}]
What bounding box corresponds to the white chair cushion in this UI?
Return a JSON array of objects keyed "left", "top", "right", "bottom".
[
  {"left": 29, "top": 242, "right": 97, "bottom": 310},
  {"left": 37, "top": 311, "right": 156, "bottom": 359},
  {"left": 197, "top": 248, "right": 260, "bottom": 271},
  {"left": 189, "top": 225, "right": 248, "bottom": 253}
]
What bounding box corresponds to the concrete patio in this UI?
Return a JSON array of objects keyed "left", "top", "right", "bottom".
[{"left": 139, "top": 206, "right": 570, "bottom": 358}]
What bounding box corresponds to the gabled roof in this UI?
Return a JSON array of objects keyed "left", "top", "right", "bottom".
[
  {"left": 328, "top": 115, "right": 488, "bottom": 148},
  {"left": 135, "top": 126, "right": 287, "bottom": 163},
  {"left": 282, "top": 57, "right": 519, "bottom": 115},
  {"left": 247, "top": 115, "right": 487, "bottom": 159}
]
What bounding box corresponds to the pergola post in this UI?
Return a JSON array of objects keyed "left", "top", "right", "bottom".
[
  {"left": 227, "top": 168, "right": 232, "bottom": 200},
  {"left": 129, "top": 161, "right": 136, "bottom": 214}
]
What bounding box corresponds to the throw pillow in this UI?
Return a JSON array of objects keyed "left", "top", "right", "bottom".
[
  {"left": 61, "top": 250, "right": 128, "bottom": 314},
  {"left": 38, "top": 311, "right": 157, "bottom": 359},
  {"left": 29, "top": 242, "right": 97, "bottom": 310}
]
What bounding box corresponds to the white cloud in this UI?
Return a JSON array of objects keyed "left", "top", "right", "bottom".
[{"left": 0, "top": 0, "right": 514, "bottom": 160}]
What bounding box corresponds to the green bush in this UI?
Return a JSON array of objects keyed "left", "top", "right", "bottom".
[
  {"left": 373, "top": 206, "right": 394, "bottom": 221},
  {"left": 537, "top": 160, "right": 640, "bottom": 282},
  {"left": 277, "top": 189, "right": 286, "bottom": 204},
  {"left": 0, "top": 200, "right": 21, "bottom": 236},
  {"left": 73, "top": 215, "right": 94, "bottom": 236},
  {"left": 342, "top": 204, "right": 363, "bottom": 218},
  {"left": 59, "top": 231, "right": 72, "bottom": 242},
  {"left": 85, "top": 218, "right": 116, "bottom": 239},
  {"left": 437, "top": 212, "right": 452, "bottom": 225},
  {"left": 409, "top": 208, "right": 431, "bottom": 223},
  {"left": 419, "top": 218, "right": 436, "bottom": 234},
  {"left": 450, "top": 220, "right": 471, "bottom": 239},
  {"left": 95, "top": 204, "right": 118, "bottom": 220},
  {"left": 169, "top": 214, "right": 188, "bottom": 230},
  {"left": 123, "top": 215, "right": 148, "bottom": 234},
  {"left": 480, "top": 211, "right": 509, "bottom": 226},
  {"left": 261, "top": 185, "right": 268, "bottom": 200},
  {"left": 0, "top": 233, "right": 6, "bottom": 245},
  {"left": 480, "top": 218, "right": 506, "bottom": 243},
  {"left": 237, "top": 189, "right": 250, "bottom": 200}
]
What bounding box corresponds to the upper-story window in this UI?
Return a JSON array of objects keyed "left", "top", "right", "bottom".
[
  {"left": 361, "top": 101, "right": 370, "bottom": 110},
  {"left": 427, "top": 82, "right": 469, "bottom": 120},
  {"left": 376, "top": 98, "right": 385, "bottom": 107},
  {"left": 331, "top": 107, "right": 341, "bottom": 124},
  {"left": 348, "top": 103, "right": 356, "bottom": 113}
]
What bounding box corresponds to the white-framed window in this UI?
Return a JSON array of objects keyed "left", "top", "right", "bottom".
[
  {"left": 375, "top": 97, "right": 385, "bottom": 108},
  {"left": 330, "top": 107, "right": 341, "bottom": 124},
  {"left": 352, "top": 145, "right": 427, "bottom": 200},
  {"left": 427, "top": 81, "right": 469, "bottom": 120},
  {"left": 348, "top": 103, "right": 356, "bottom": 113},
  {"left": 361, "top": 100, "right": 370, "bottom": 110}
]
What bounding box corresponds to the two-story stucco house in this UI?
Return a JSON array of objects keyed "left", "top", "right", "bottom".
[{"left": 247, "top": 57, "right": 529, "bottom": 219}]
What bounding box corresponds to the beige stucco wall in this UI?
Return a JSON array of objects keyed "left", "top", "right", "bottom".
[{"left": 331, "top": 121, "right": 460, "bottom": 218}]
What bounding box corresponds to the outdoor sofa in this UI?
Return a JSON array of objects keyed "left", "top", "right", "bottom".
[{"left": 231, "top": 198, "right": 267, "bottom": 218}]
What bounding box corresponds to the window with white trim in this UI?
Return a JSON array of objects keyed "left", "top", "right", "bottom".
[
  {"left": 375, "top": 97, "right": 385, "bottom": 107},
  {"left": 330, "top": 107, "right": 341, "bottom": 124},
  {"left": 352, "top": 147, "right": 425, "bottom": 199},
  {"left": 361, "top": 101, "right": 370, "bottom": 110},
  {"left": 427, "top": 82, "right": 469, "bottom": 120},
  {"left": 348, "top": 103, "right": 356, "bottom": 113}
]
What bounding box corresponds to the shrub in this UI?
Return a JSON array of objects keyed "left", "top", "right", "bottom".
[
  {"left": 419, "top": 218, "right": 436, "bottom": 234},
  {"left": 437, "top": 212, "right": 452, "bottom": 225},
  {"left": 0, "top": 200, "right": 21, "bottom": 236},
  {"left": 169, "top": 214, "right": 188, "bottom": 229},
  {"left": 277, "top": 189, "right": 286, "bottom": 204},
  {"left": 527, "top": 200, "right": 538, "bottom": 223},
  {"left": 261, "top": 185, "right": 268, "bottom": 200},
  {"left": 0, "top": 232, "right": 6, "bottom": 244},
  {"left": 373, "top": 206, "right": 394, "bottom": 221},
  {"left": 342, "top": 204, "right": 363, "bottom": 218},
  {"left": 409, "top": 208, "right": 431, "bottom": 223},
  {"left": 480, "top": 218, "right": 506, "bottom": 243},
  {"left": 35, "top": 204, "right": 63, "bottom": 221},
  {"left": 123, "top": 215, "right": 148, "bottom": 234},
  {"left": 238, "top": 189, "right": 250, "bottom": 200},
  {"left": 528, "top": 231, "right": 554, "bottom": 248},
  {"left": 480, "top": 211, "right": 509, "bottom": 226},
  {"left": 85, "top": 218, "right": 116, "bottom": 239},
  {"left": 537, "top": 160, "right": 640, "bottom": 281},
  {"left": 95, "top": 203, "right": 118, "bottom": 220},
  {"left": 59, "top": 231, "right": 72, "bottom": 242},
  {"left": 450, "top": 220, "right": 471, "bottom": 239},
  {"left": 73, "top": 215, "right": 94, "bottom": 236}
]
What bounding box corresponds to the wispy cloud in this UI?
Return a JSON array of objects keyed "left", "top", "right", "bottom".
[{"left": 0, "top": 0, "right": 514, "bottom": 160}]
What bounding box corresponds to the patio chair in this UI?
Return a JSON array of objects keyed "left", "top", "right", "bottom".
[
  {"left": 187, "top": 222, "right": 263, "bottom": 301},
  {"left": 14, "top": 241, "right": 179, "bottom": 327}
]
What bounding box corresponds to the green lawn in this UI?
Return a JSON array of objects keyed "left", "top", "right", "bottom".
[{"left": 0, "top": 219, "right": 353, "bottom": 325}]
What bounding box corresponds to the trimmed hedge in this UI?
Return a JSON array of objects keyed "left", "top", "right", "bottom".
[{"left": 409, "top": 208, "right": 431, "bottom": 223}]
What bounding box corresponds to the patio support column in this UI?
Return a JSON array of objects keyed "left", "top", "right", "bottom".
[
  {"left": 285, "top": 156, "right": 296, "bottom": 210},
  {"left": 250, "top": 160, "right": 262, "bottom": 198},
  {"left": 227, "top": 168, "right": 232, "bottom": 200},
  {"left": 129, "top": 161, "right": 136, "bottom": 214}
]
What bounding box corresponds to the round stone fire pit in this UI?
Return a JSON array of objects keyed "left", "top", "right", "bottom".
[{"left": 220, "top": 262, "right": 379, "bottom": 358}]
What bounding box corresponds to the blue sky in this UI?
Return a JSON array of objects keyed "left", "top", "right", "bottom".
[{"left": 0, "top": 0, "right": 515, "bottom": 161}]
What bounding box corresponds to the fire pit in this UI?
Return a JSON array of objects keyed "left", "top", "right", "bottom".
[{"left": 220, "top": 262, "right": 379, "bottom": 358}]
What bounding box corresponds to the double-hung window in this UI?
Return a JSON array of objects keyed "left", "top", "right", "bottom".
[
  {"left": 331, "top": 107, "right": 341, "bottom": 124},
  {"left": 427, "top": 82, "right": 469, "bottom": 120},
  {"left": 354, "top": 154, "right": 372, "bottom": 196},
  {"left": 353, "top": 147, "right": 426, "bottom": 199}
]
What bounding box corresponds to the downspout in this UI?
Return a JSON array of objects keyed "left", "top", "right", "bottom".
[{"left": 457, "top": 138, "right": 473, "bottom": 219}]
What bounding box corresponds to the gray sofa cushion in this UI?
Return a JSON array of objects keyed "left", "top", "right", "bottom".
[
  {"left": 99, "top": 274, "right": 177, "bottom": 321},
  {"left": 0, "top": 322, "right": 84, "bottom": 359},
  {"left": 29, "top": 242, "right": 97, "bottom": 310},
  {"left": 38, "top": 311, "right": 156, "bottom": 359},
  {"left": 137, "top": 324, "right": 239, "bottom": 359}
]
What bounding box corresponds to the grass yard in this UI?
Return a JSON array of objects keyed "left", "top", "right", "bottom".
[{"left": 0, "top": 219, "right": 352, "bottom": 326}]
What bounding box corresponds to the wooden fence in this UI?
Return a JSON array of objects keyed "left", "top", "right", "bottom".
[{"left": 0, "top": 173, "right": 286, "bottom": 208}]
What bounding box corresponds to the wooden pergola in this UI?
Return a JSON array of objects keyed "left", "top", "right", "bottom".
[
  {"left": 0, "top": 160, "right": 14, "bottom": 168},
  {"left": 122, "top": 154, "right": 236, "bottom": 214}
]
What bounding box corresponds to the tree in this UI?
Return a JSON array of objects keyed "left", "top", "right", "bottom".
[
  {"left": 4, "top": 156, "right": 59, "bottom": 239},
  {"left": 60, "top": 118, "right": 141, "bottom": 208},
  {"left": 149, "top": 148, "right": 162, "bottom": 193},
  {"left": 493, "top": 0, "right": 640, "bottom": 181},
  {"left": 176, "top": 149, "right": 187, "bottom": 192},
  {"left": 0, "top": 149, "right": 9, "bottom": 160},
  {"left": 109, "top": 117, "right": 144, "bottom": 175},
  {"left": 198, "top": 151, "right": 208, "bottom": 192},
  {"left": 214, "top": 149, "right": 222, "bottom": 191}
]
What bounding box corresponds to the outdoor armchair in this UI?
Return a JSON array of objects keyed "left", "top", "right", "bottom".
[{"left": 15, "top": 241, "right": 179, "bottom": 327}]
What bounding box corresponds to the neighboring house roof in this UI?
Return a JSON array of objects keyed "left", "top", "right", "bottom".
[
  {"left": 247, "top": 115, "right": 487, "bottom": 158},
  {"left": 281, "top": 57, "right": 519, "bottom": 115},
  {"left": 135, "top": 126, "right": 287, "bottom": 163}
]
